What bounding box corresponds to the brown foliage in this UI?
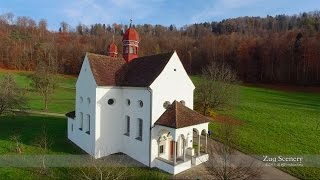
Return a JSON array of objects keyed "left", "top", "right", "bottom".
[{"left": 0, "top": 12, "right": 319, "bottom": 85}]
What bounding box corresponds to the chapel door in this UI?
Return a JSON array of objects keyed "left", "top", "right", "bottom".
[{"left": 170, "top": 140, "right": 174, "bottom": 159}]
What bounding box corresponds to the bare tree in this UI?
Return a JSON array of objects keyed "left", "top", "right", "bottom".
[
  {"left": 195, "top": 62, "right": 239, "bottom": 115},
  {"left": 71, "top": 154, "right": 131, "bottom": 180},
  {"left": 0, "top": 74, "right": 26, "bottom": 116},
  {"left": 31, "top": 61, "right": 57, "bottom": 111},
  {"left": 34, "top": 124, "right": 52, "bottom": 176},
  {"left": 10, "top": 134, "right": 23, "bottom": 154},
  {"left": 206, "top": 122, "right": 262, "bottom": 180}
]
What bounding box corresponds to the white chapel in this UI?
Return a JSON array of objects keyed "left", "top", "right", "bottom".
[{"left": 66, "top": 22, "right": 210, "bottom": 175}]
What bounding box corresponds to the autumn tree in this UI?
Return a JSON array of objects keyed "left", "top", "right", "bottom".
[
  {"left": 0, "top": 74, "right": 26, "bottom": 116},
  {"left": 31, "top": 61, "right": 57, "bottom": 111},
  {"left": 195, "top": 62, "right": 239, "bottom": 115}
]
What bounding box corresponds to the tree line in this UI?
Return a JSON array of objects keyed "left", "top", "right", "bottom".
[{"left": 0, "top": 11, "right": 319, "bottom": 85}]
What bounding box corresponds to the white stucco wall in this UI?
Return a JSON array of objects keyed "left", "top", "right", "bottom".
[
  {"left": 149, "top": 51, "right": 196, "bottom": 167},
  {"left": 94, "top": 86, "right": 151, "bottom": 166},
  {"left": 150, "top": 51, "right": 195, "bottom": 124},
  {"left": 68, "top": 51, "right": 208, "bottom": 174},
  {"left": 68, "top": 55, "right": 97, "bottom": 156}
]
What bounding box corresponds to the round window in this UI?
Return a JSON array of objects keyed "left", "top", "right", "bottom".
[
  {"left": 108, "top": 98, "right": 115, "bottom": 105},
  {"left": 163, "top": 101, "right": 171, "bottom": 109},
  {"left": 138, "top": 100, "right": 143, "bottom": 108}
]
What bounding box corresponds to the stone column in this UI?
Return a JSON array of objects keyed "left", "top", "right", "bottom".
[
  {"left": 183, "top": 139, "right": 186, "bottom": 161},
  {"left": 205, "top": 133, "right": 208, "bottom": 153},
  {"left": 173, "top": 141, "right": 177, "bottom": 165},
  {"left": 158, "top": 141, "right": 160, "bottom": 157},
  {"left": 198, "top": 135, "right": 201, "bottom": 156}
]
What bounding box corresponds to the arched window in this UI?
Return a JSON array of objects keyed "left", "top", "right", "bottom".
[
  {"left": 87, "top": 97, "right": 91, "bottom": 105},
  {"left": 79, "top": 112, "right": 83, "bottom": 131},
  {"left": 126, "top": 99, "right": 131, "bottom": 106},
  {"left": 125, "top": 116, "right": 130, "bottom": 136},
  {"left": 136, "top": 118, "right": 143, "bottom": 141},
  {"left": 86, "top": 114, "right": 90, "bottom": 135},
  {"left": 138, "top": 100, "right": 143, "bottom": 108}
]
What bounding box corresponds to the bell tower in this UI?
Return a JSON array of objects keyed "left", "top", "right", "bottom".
[
  {"left": 108, "top": 36, "right": 118, "bottom": 58},
  {"left": 122, "top": 19, "right": 139, "bottom": 63}
]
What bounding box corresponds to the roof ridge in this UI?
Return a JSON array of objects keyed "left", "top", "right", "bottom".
[{"left": 130, "top": 51, "right": 174, "bottom": 62}]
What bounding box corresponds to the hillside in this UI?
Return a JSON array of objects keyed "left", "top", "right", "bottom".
[{"left": 0, "top": 11, "right": 320, "bottom": 85}]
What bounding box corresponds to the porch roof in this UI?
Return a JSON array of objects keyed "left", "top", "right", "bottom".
[{"left": 155, "top": 101, "right": 211, "bottom": 129}]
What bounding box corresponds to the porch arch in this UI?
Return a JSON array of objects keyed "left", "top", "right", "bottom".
[{"left": 200, "top": 129, "right": 208, "bottom": 153}]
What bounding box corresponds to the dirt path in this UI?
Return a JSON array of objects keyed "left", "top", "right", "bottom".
[
  {"left": 12, "top": 109, "right": 65, "bottom": 117},
  {"left": 175, "top": 139, "right": 298, "bottom": 180}
]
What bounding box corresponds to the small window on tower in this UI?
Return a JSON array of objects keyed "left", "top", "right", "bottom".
[
  {"left": 129, "top": 46, "right": 134, "bottom": 54},
  {"left": 134, "top": 47, "right": 137, "bottom": 54}
]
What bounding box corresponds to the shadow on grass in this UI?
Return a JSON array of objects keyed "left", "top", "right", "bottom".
[{"left": 0, "top": 113, "right": 84, "bottom": 155}]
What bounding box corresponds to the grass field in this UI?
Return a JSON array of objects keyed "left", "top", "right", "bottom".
[
  {"left": 0, "top": 114, "right": 170, "bottom": 179},
  {"left": 0, "top": 71, "right": 76, "bottom": 114},
  {"left": 193, "top": 76, "right": 320, "bottom": 179},
  {"left": 0, "top": 71, "right": 319, "bottom": 179}
]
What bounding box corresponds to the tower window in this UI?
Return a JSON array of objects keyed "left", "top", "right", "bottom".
[
  {"left": 125, "top": 47, "right": 129, "bottom": 53},
  {"left": 138, "top": 100, "right": 143, "bottom": 108},
  {"left": 134, "top": 47, "right": 137, "bottom": 54},
  {"left": 129, "top": 46, "right": 134, "bottom": 54},
  {"left": 126, "top": 99, "right": 131, "bottom": 106}
]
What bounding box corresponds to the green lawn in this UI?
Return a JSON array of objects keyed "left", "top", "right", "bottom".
[
  {"left": 0, "top": 114, "right": 170, "bottom": 179},
  {"left": 0, "top": 71, "right": 319, "bottom": 179},
  {"left": 0, "top": 71, "right": 76, "bottom": 114},
  {"left": 192, "top": 76, "right": 320, "bottom": 180}
]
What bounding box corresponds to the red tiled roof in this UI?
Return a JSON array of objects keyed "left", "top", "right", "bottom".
[
  {"left": 108, "top": 43, "right": 118, "bottom": 53},
  {"left": 120, "top": 52, "right": 174, "bottom": 87},
  {"left": 155, "top": 101, "right": 211, "bottom": 129},
  {"left": 86, "top": 51, "right": 174, "bottom": 87},
  {"left": 123, "top": 27, "right": 139, "bottom": 41},
  {"left": 87, "top": 53, "right": 126, "bottom": 86}
]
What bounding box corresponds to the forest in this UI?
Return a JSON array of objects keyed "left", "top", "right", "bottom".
[{"left": 0, "top": 11, "right": 319, "bottom": 85}]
